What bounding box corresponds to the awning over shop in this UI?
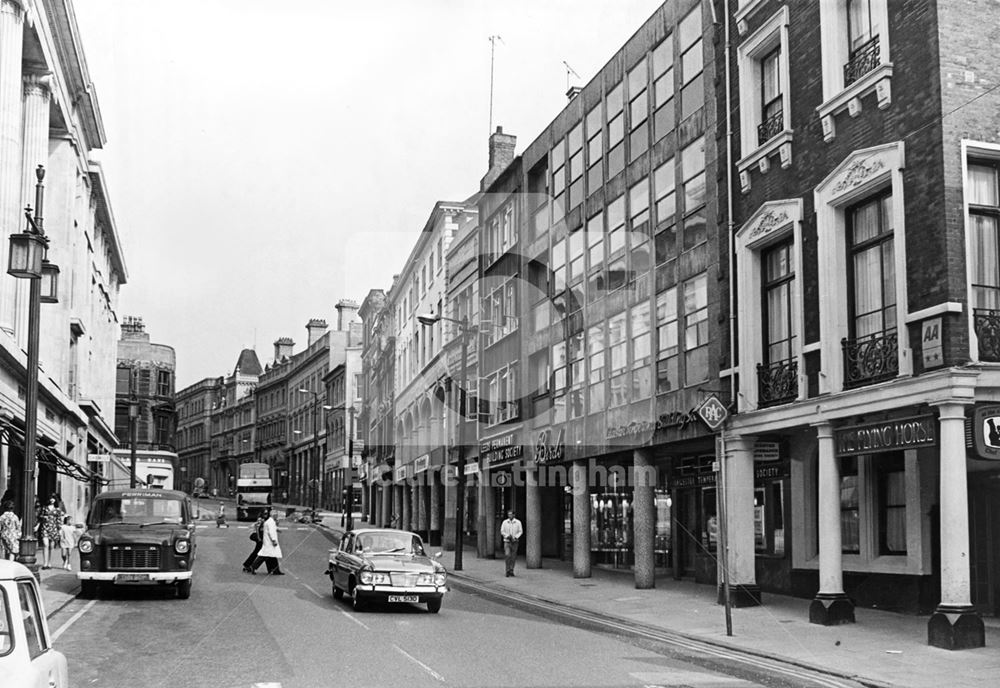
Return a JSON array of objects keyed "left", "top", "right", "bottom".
[{"left": 0, "top": 418, "right": 107, "bottom": 485}]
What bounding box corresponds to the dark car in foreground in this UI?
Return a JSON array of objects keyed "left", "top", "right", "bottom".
[
  {"left": 327, "top": 528, "right": 447, "bottom": 613},
  {"left": 76, "top": 489, "right": 196, "bottom": 599}
]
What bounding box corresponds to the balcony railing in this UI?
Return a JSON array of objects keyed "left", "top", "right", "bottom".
[
  {"left": 756, "top": 358, "right": 798, "bottom": 408},
  {"left": 843, "top": 35, "right": 880, "bottom": 86},
  {"left": 757, "top": 105, "right": 783, "bottom": 146},
  {"left": 973, "top": 308, "right": 1000, "bottom": 361},
  {"left": 842, "top": 330, "right": 898, "bottom": 389}
]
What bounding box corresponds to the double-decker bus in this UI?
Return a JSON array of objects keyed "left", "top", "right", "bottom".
[
  {"left": 107, "top": 450, "right": 176, "bottom": 491},
  {"left": 236, "top": 462, "right": 272, "bottom": 521}
]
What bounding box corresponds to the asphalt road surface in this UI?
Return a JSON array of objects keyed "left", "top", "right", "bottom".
[{"left": 47, "top": 519, "right": 852, "bottom": 688}]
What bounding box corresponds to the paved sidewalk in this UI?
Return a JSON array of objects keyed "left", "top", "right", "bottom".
[{"left": 320, "top": 516, "right": 999, "bottom": 688}]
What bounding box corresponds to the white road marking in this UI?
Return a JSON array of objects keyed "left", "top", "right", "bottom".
[
  {"left": 393, "top": 644, "right": 446, "bottom": 683},
  {"left": 295, "top": 527, "right": 309, "bottom": 531},
  {"left": 51, "top": 599, "right": 97, "bottom": 640},
  {"left": 302, "top": 583, "right": 322, "bottom": 598},
  {"left": 341, "top": 610, "right": 369, "bottom": 630},
  {"left": 236, "top": 525, "right": 248, "bottom": 529},
  {"left": 252, "top": 683, "right": 282, "bottom": 688}
]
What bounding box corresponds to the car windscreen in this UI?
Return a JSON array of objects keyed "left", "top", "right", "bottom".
[
  {"left": 91, "top": 497, "right": 184, "bottom": 525},
  {"left": 357, "top": 532, "right": 426, "bottom": 555}
]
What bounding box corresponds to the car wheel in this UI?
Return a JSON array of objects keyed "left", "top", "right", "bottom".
[
  {"left": 79, "top": 580, "right": 98, "bottom": 599},
  {"left": 177, "top": 579, "right": 192, "bottom": 599},
  {"left": 351, "top": 590, "right": 365, "bottom": 612},
  {"left": 332, "top": 582, "right": 344, "bottom": 600},
  {"left": 426, "top": 597, "right": 442, "bottom": 614}
]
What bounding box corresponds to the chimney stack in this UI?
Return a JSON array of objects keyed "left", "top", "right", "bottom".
[
  {"left": 273, "top": 337, "right": 294, "bottom": 362},
  {"left": 306, "top": 318, "right": 328, "bottom": 346},
  {"left": 335, "top": 299, "right": 360, "bottom": 331},
  {"left": 481, "top": 126, "right": 517, "bottom": 191}
]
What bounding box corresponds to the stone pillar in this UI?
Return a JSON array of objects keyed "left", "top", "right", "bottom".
[
  {"left": 526, "top": 466, "right": 542, "bottom": 568},
  {"left": 443, "top": 466, "right": 457, "bottom": 550},
  {"left": 719, "top": 436, "right": 761, "bottom": 606},
  {"left": 380, "top": 482, "right": 391, "bottom": 528},
  {"left": 928, "top": 402, "right": 984, "bottom": 649},
  {"left": 476, "top": 477, "right": 487, "bottom": 557},
  {"left": 393, "top": 485, "right": 403, "bottom": 528},
  {"left": 429, "top": 472, "right": 442, "bottom": 545},
  {"left": 572, "top": 460, "right": 591, "bottom": 578},
  {"left": 17, "top": 72, "right": 50, "bottom": 349},
  {"left": 483, "top": 483, "right": 496, "bottom": 558},
  {"left": 402, "top": 480, "right": 412, "bottom": 531},
  {"left": 633, "top": 449, "right": 655, "bottom": 589},
  {"left": 810, "top": 422, "right": 854, "bottom": 625},
  {"left": 0, "top": 0, "right": 25, "bottom": 335},
  {"left": 360, "top": 480, "right": 369, "bottom": 523},
  {"left": 418, "top": 483, "right": 430, "bottom": 538}
]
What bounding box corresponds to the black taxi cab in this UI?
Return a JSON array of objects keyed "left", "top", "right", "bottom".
[{"left": 76, "top": 489, "right": 196, "bottom": 599}]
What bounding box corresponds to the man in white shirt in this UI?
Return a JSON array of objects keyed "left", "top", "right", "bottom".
[{"left": 499, "top": 510, "right": 523, "bottom": 577}]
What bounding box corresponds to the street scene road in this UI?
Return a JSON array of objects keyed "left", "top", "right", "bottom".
[{"left": 43, "top": 514, "right": 861, "bottom": 688}]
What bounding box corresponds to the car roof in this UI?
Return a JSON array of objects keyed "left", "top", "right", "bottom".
[
  {"left": 94, "top": 489, "right": 188, "bottom": 500},
  {"left": 0, "top": 558, "right": 33, "bottom": 580},
  {"left": 350, "top": 528, "right": 421, "bottom": 538}
]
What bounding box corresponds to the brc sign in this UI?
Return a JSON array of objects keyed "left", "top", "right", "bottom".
[{"left": 696, "top": 395, "right": 729, "bottom": 431}]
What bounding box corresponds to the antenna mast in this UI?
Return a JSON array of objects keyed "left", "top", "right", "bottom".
[
  {"left": 489, "top": 35, "right": 504, "bottom": 134},
  {"left": 563, "top": 61, "right": 580, "bottom": 91}
]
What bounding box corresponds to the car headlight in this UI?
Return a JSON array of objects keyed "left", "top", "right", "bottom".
[
  {"left": 434, "top": 572, "right": 447, "bottom": 587},
  {"left": 371, "top": 572, "right": 389, "bottom": 584},
  {"left": 359, "top": 568, "right": 373, "bottom": 584},
  {"left": 78, "top": 539, "right": 94, "bottom": 554},
  {"left": 175, "top": 539, "right": 190, "bottom": 554}
]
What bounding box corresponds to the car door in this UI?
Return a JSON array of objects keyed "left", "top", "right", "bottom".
[
  {"left": 17, "top": 578, "right": 68, "bottom": 688},
  {"left": 333, "top": 534, "right": 354, "bottom": 589}
]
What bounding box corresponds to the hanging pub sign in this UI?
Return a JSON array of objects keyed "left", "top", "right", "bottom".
[
  {"left": 834, "top": 414, "right": 937, "bottom": 457},
  {"left": 973, "top": 404, "right": 1000, "bottom": 461}
]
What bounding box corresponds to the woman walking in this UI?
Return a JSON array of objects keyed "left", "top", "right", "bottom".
[
  {"left": 242, "top": 513, "right": 265, "bottom": 573},
  {"left": 250, "top": 508, "right": 284, "bottom": 575},
  {"left": 38, "top": 495, "right": 64, "bottom": 569},
  {"left": 0, "top": 500, "right": 21, "bottom": 560}
]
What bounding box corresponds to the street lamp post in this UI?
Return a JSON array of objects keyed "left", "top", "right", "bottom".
[
  {"left": 129, "top": 369, "right": 139, "bottom": 488},
  {"left": 8, "top": 166, "right": 60, "bottom": 571},
  {"left": 417, "top": 313, "right": 475, "bottom": 572},
  {"left": 328, "top": 405, "right": 357, "bottom": 531}
]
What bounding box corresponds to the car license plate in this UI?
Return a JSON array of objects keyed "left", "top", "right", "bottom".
[
  {"left": 387, "top": 595, "right": 419, "bottom": 603},
  {"left": 116, "top": 573, "right": 150, "bottom": 582}
]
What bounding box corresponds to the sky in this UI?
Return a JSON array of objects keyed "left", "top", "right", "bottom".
[{"left": 73, "top": 0, "right": 665, "bottom": 388}]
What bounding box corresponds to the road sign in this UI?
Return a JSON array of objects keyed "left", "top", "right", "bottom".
[{"left": 696, "top": 395, "right": 729, "bottom": 431}]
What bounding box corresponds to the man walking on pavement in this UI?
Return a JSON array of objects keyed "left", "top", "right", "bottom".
[{"left": 500, "top": 510, "right": 522, "bottom": 577}]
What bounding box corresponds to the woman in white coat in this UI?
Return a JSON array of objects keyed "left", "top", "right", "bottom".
[{"left": 250, "top": 508, "right": 284, "bottom": 575}]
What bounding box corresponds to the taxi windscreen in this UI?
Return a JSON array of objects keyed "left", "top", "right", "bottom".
[{"left": 91, "top": 496, "right": 184, "bottom": 525}]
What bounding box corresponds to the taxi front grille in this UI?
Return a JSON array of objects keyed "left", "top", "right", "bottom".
[
  {"left": 390, "top": 572, "right": 418, "bottom": 587},
  {"left": 107, "top": 546, "right": 161, "bottom": 570}
]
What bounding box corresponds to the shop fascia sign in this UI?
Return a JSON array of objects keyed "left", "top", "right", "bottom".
[
  {"left": 533, "top": 427, "right": 565, "bottom": 465},
  {"left": 414, "top": 454, "right": 430, "bottom": 474},
  {"left": 753, "top": 441, "right": 780, "bottom": 461},
  {"left": 972, "top": 404, "right": 1000, "bottom": 461},
  {"left": 481, "top": 430, "right": 523, "bottom": 467},
  {"left": 605, "top": 409, "right": 700, "bottom": 440},
  {"left": 833, "top": 414, "right": 937, "bottom": 457},
  {"left": 394, "top": 465, "right": 408, "bottom": 482}
]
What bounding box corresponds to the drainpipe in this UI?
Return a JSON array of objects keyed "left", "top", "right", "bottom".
[{"left": 723, "top": 0, "right": 737, "bottom": 409}]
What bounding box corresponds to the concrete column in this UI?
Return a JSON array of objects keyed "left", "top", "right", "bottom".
[
  {"left": 393, "top": 485, "right": 403, "bottom": 528},
  {"left": 0, "top": 0, "right": 25, "bottom": 334},
  {"left": 17, "top": 72, "right": 51, "bottom": 349},
  {"left": 633, "top": 449, "right": 655, "bottom": 589},
  {"left": 476, "top": 478, "right": 487, "bottom": 557},
  {"left": 572, "top": 460, "right": 591, "bottom": 578},
  {"left": 720, "top": 436, "right": 760, "bottom": 606},
  {"left": 429, "top": 473, "right": 442, "bottom": 545},
  {"left": 380, "top": 483, "right": 391, "bottom": 527},
  {"left": 810, "top": 422, "right": 854, "bottom": 625},
  {"left": 418, "top": 483, "right": 430, "bottom": 537},
  {"left": 483, "top": 483, "right": 496, "bottom": 558},
  {"left": 402, "top": 481, "right": 412, "bottom": 531},
  {"left": 443, "top": 467, "right": 456, "bottom": 550},
  {"left": 526, "top": 467, "right": 542, "bottom": 568},
  {"left": 928, "top": 402, "right": 984, "bottom": 649}
]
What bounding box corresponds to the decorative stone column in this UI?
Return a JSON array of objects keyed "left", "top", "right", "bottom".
[
  {"left": 526, "top": 466, "right": 541, "bottom": 568},
  {"left": 810, "top": 422, "right": 854, "bottom": 625},
  {"left": 719, "top": 435, "right": 761, "bottom": 606},
  {"left": 0, "top": 0, "right": 25, "bottom": 335},
  {"left": 483, "top": 480, "right": 496, "bottom": 558},
  {"left": 572, "top": 460, "right": 591, "bottom": 578},
  {"left": 633, "top": 449, "right": 655, "bottom": 589},
  {"left": 928, "top": 401, "right": 984, "bottom": 649},
  {"left": 429, "top": 471, "right": 442, "bottom": 545},
  {"left": 443, "top": 465, "right": 456, "bottom": 550}
]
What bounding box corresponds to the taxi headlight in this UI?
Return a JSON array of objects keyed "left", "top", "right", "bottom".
[
  {"left": 434, "top": 572, "right": 447, "bottom": 587},
  {"left": 175, "top": 539, "right": 190, "bottom": 554},
  {"left": 371, "top": 572, "right": 389, "bottom": 585},
  {"left": 359, "top": 569, "right": 373, "bottom": 585},
  {"left": 78, "top": 539, "right": 94, "bottom": 554}
]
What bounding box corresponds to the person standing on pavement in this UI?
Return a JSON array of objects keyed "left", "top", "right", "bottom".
[
  {"left": 216, "top": 503, "right": 227, "bottom": 528},
  {"left": 38, "top": 495, "right": 64, "bottom": 570},
  {"left": 58, "top": 515, "right": 77, "bottom": 570},
  {"left": 500, "top": 510, "right": 523, "bottom": 577},
  {"left": 242, "top": 513, "right": 265, "bottom": 573},
  {"left": 251, "top": 508, "right": 284, "bottom": 575},
  {"left": 0, "top": 500, "right": 21, "bottom": 560}
]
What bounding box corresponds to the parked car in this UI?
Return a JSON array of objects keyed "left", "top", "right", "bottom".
[
  {"left": 327, "top": 528, "right": 447, "bottom": 613},
  {"left": 0, "top": 559, "right": 70, "bottom": 688},
  {"left": 76, "top": 488, "right": 197, "bottom": 599}
]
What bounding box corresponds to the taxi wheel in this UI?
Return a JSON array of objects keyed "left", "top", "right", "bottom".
[
  {"left": 332, "top": 582, "right": 344, "bottom": 600},
  {"left": 79, "top": 580, "right": 98, "bottom": 599},
  {"left": 427, "top": 598, "right": 442, "bottom": 614},
  {"left": 351, "top": 590, "right": 366, "bottom": 612},
  {"left": 177, "top": 579, "right": 192, "bottom": 599}
]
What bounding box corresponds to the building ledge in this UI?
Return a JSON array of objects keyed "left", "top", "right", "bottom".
[
  {"left": 817, "top": 64, "right": 893, "bottom": 142},
  {"left": 736, "top": 130, "right": 794, "bottom": 193}
]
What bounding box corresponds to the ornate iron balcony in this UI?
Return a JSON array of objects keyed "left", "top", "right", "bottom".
[
  {"left": 973, "top": 308, "right": 1000, "bottom": 362},
  {"left": 843, "top": 35, "right": 880, "bottom": 86},
  {"left": 757, "top": 358, "right": 798, "bottom": 408},
  {"left": 757, "top": 106, "right": 783, "bottom": 146},
  {"left": 841, "top": 330, "right": 898, "bottom": 389}
]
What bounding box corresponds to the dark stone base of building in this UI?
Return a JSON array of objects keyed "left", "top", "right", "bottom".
[
  {"left": 809, "top": 592, "right": 856, "bottom": 625},
  {"left": 928, "top": 605, "right": 985, "bottom": 650},
  {"left": 717, "top": 584, "right": 762, "bottom": 607}
]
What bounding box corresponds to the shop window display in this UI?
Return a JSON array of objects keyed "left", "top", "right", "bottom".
[{"left": 590, "top": 491, "right": 634, "bottom": 568}]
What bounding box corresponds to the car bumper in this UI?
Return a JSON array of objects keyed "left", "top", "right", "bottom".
[
  {"left": 353, "top": 584, "right": 446, "bottom": 602},
  {"left": 77, "top": 571, "right": 193, "bottom": 583}
]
